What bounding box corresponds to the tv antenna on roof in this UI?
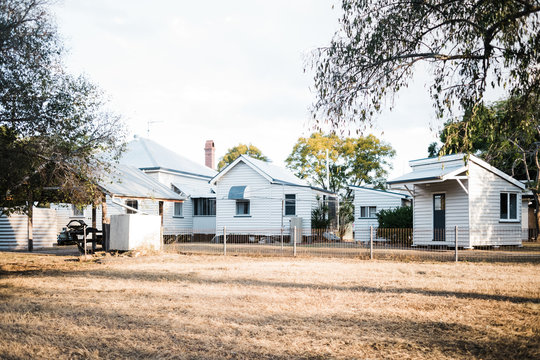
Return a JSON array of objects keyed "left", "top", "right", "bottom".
[{"left": 147, "top": 120, "right": 163, "bottom": 137}]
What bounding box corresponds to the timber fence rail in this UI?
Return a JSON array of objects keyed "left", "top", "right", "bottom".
[{"left": 163, "top": 227, "right": 540, "bottom": 263}]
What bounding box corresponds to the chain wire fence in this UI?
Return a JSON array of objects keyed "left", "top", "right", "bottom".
[{"left": 164, "top": 227, "right": 540, "bottom": 263}]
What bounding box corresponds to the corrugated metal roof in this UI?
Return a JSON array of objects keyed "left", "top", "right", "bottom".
[
  {"left": 118, "top": 136, "right": 217, "bottom": 179},
  {"left": 241, "top": 155, "right": 309, "bottom": 186},
  {"left": 387, "top": 164, "right": 466, "bottom": 185},
  {"left": 99, "top": 164, "right": 184, "bottom": 201},
  {"left": 349, "top": 185, "right": 410, "bottom": 198},
  {"left": 171, "top": 182, "right": 215, "bottom": 198}
]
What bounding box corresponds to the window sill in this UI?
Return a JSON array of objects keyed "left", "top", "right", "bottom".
[
  {"left": 358, "top": 217, "right": 377, "bottom": 220},
  {"left": 284, "top": 214, "right": 296, "bottom": 217},
  {"left": 234, "top": 215, "right": 252, "bottom": 218},
  {"left": 499, "top": 219, "right": 519, "bottom": 223},
  {"left": 172, "top": 216, "right": 184, "bottom": 219},
  {"left": 193, "top": 215, "right": 216, "bottom": 217}
]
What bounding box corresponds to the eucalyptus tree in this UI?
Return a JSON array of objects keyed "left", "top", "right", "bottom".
[{"left": 312, "top": 0, "right": 540, "bottom": 135}]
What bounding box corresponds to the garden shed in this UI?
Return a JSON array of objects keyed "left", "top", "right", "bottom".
[{"left": 387, "top": 154, "right": 526, "bottom": 247}]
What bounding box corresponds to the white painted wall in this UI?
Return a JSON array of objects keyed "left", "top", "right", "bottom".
[
  {"left": 215, "top": 161, "right": 316, "bottom": 235},
  {"left": 412, "top": 180, "right": 470, "bottom": 247},
  {"left": 468, "top": 162, "right": 523, "bottom": 246},
  {"left": 352, "top": 188, "right": 407, "bottom": 242}
]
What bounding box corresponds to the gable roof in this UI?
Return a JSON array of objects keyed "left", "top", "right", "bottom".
[
  {"left": 210, "top": 155, "right": 309, "bottom": 186},
  {"left": 387, "top": 154, "right": 525, "bottom": 189},
  {"left": 118, "top": 136, "right": 217, "bottom": 179},
  {"left": 98, "top": 164, "right": 185, "bottom": 201},
  {"left": 349, "top": 185, "right": 410, "bottom": 199}
]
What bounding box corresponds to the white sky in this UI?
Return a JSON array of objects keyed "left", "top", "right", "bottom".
[{"left": 52, "top": 0, "right": 446, "bottom": 180}]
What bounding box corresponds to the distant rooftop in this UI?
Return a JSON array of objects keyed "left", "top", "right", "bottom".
[{"left": 118, "top": 136, "right": 217, "bottom": 179}]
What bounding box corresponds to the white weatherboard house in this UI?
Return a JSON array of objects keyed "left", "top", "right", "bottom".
[
  {"left": 350, "top": 185, "right": 410, "bottom": 242},
  {"left": 210, "top": 155, "right": 335, "bottom": 237},
  {"left": 117, "top": 136, "right": 218, "bottom": 235},
  {"left": 387, "top": 154, "right": 526, "bottom": 247}
]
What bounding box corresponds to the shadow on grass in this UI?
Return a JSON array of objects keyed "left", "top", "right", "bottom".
[
  {"left": 2, "top": 266, "right": 539, "bottom": 305},
  {"left": 0, "top": 290, "right": 538, "bottom": 360}
]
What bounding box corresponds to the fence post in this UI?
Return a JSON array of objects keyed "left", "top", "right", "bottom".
[
  {"left": 370, "top": 226, "right": 373, "bottom": 260},
  {"left": 223, "top": 226, "right": 227, "bottom": 256},
  {"left": 454, "top": 225, "right": 458, "bottom": 262},
  {"left": 83, "top": 224, "right": 87, "bottom": 256},
  {"left": 280, "top": 227, "right": 283, "bottom": 251},
  {"left": 293, "top": 226, "right": 297, "bottom": 257}
]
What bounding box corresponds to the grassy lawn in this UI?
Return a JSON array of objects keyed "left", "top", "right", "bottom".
[{"left": 0, "top": 251, "right": 539, "bottom": 359}]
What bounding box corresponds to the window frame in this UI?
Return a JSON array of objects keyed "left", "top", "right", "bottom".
[
  {"left": 173, "top": 202, "right": 183, "bottom": 218},
  {"left": 193, "top": 198, "right": 216, "bottom": 216},
  {"left": 284, "top": 194, "right": 296, "bottom": 216},
  {"left": 500, "top": 192, "right": 519, "bottom": 222},
  {"left": 125, "top": 199, "right": 138, "bottom": 214},
  {"left": 235, "top": 200, "right": 250, "bottom": 217},
  {"left": 360, "top": 206, "right": 377, "bottom": 219}
]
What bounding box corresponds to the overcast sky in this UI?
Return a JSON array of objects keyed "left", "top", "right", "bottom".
[{"left": 52, "top": 0, "right": 445, "bottom": 179}]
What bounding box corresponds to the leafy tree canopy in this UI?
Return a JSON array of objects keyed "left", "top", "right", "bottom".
[
  {"left": 217, "top": 143, "right": 269, "bottom": 171},
  {"left": 285, "top": 132, "right": 395, "bottom": 194},
  {"left": 312, "top": 0, "right": 540, "bottom": 132},
  {"left": 0, "top": 0, "right": 125, "bottom": 215}
]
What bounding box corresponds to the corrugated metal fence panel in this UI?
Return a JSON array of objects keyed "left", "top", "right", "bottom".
[
  {"left": 0, "top": 212, "right": 27, "bottom": 250},
  {"left": 0, "top": 207, "right": 57, "bottom": 250}
]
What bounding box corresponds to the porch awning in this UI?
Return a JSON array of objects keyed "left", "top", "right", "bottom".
[
  {"left": 228, "top": 186, "right": 250, "bottom": 200},
  {"left": 387, "top": 165, "right": 466, "bottom": 185}
]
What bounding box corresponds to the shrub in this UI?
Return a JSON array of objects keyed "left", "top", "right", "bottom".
[{"left": 376, "top": 206, "right": 413, "bottom": 228}]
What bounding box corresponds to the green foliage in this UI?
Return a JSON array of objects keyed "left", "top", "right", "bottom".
[
  {"left": 311, "top": 201, "right": 331, "bottom": 230},
  {"left": 0, "top": 0, "right": 125, "bottom": 215},
  {"left": 217, "top": 143, "right": 269, "bottom": 170},
  {"left": 337, "top": 198, "right": 354, "bottom": 239},
  {"left": 312, "top": 0, "right": 539, "bottom": 131},
  {"left": 285, "top": 132, "right": 394, "bottom": 194},
  {"left": 376, "top": 206, "right": 413, "bottom": 229}
]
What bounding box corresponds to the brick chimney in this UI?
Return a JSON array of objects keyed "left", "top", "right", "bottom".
[{"left": 204, "top": 140, "right": 215, "bottom": 169}]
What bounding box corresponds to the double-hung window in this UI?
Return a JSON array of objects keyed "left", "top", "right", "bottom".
[
  {"left": 500, "top": 192, "right": 518, "bottom": 221},
  {"left": 173, "top": 202, "right": 183, "bottom": 217},
  {"left": 236, "top": 200, "right": 250, "bottom": 216},
  {"left": 360, "top": 206, "right": 377, "bottom": 218},
  {"left": 284, "top": 194, "right": 296, "bottom": 216}
]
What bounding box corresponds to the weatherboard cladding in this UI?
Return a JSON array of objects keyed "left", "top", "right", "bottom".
[
  {"left": 215, "top": 161, "right": 314, "bottom": 233},
  {"left": 412, "top": 180, "right": 470, "bottom": 247},
  {"left": 468, "top": 161, "right": 522, "bottom": 246},
  {"left": 352, "top": 187, "right": 407, "bottom": 242}
]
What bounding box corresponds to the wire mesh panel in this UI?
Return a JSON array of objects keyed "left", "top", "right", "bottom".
[{"left": 163, "top": 226, "right": 540, "bottom": 263}]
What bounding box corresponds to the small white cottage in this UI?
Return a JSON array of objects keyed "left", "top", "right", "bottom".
[
  {"left": 209, "top": 155, "right": 336, "bottom": 237},
  {"left": 349, "top": 185, "right": 411, "bottom": 242},
  {"left": 387, "top": 154, "right": 526, "bottom": 247}
]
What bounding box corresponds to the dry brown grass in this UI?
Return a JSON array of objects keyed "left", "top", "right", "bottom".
[{"left": 0, "top": 251, "right": 539, "bottom": 359}]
